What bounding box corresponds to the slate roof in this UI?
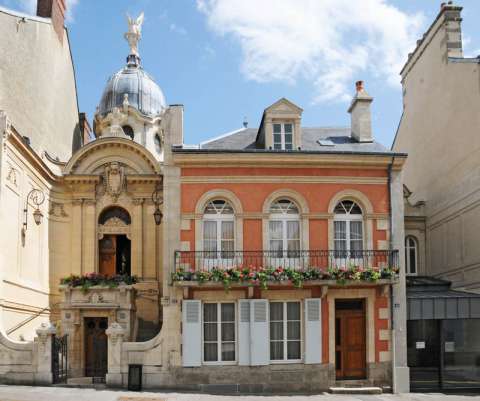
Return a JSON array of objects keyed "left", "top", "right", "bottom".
[{"left": 194, "top": 127, "right": 395, "bottom": 155}]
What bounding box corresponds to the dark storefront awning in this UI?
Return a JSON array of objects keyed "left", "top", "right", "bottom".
[{"left": 407, "top": 276, "right": 480, "bottom": 320}]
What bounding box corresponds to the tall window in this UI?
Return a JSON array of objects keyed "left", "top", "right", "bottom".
[
  {"left": 405, "top": 236, "right": 418, "bottom": 275},
  {"left": 273, "top": 123, "right": 294, "bottom": 150},
  {"left": 270, "top": 301, "right": 301, "bottom": 361},
  {"left": 203, "top": 303, "right": 236, "bottom": 363},
  {"left": 203, "top": 200, "right": 234, "bottom": 260},
  {"left": 269, "top": 199, "right": 300, "bottom": 258},
  {"left": 334, "top": 200, "right": 363, "bottom": 254}
]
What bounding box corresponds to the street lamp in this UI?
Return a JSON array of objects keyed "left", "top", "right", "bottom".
[
  {"left": 22, "top": 188, "right": 45, "bottom": 235},
  {"left": 151, "top": 178, "right": 163, "bottom": 226}
]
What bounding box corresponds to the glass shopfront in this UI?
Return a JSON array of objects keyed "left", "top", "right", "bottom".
[{"left": 408, "top": 319, "right": 480, "bottom": 390}]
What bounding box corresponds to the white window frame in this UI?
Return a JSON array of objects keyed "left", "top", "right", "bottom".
[
  {"left": 269, "top": 301, "right": 303, "bottom": 364},
  {"left": 273, "top": 122, "right": 294, "bottom": 150},
  {"left": 333, "top": 213, "right": 364, "bottom": 252},
  {"left": 202, "top": 302, "right": 237, "bottom": 365},
  {"left": 202, "top": 200, "right": 235, "bottom": 267},
  {"left": 269, "top": 200, "right": 301, "bottom": 267},
  {"left": 405, "top": 235, "right": 418, "bottom": 276}
]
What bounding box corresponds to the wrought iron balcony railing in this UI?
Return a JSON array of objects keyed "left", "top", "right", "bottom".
[{"left": 174, "top": 249, "right": 399, "bottom": 273}]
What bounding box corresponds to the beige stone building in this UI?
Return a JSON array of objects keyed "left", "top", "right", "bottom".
[
  {"left": 0, "top": 0, "right": 410, "bottom": 393},
  {"left": 393, "top": 2, "right": 480, "bottom": 391},
  {"left": 0, "top": 0, "right": 82, "bottom": 342}
]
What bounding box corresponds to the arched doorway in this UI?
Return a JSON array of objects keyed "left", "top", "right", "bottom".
[{"left": 98, "top": 206, "right": 131, "bottom": 276}]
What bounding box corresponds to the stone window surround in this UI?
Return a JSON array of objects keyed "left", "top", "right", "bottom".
[
  {"left": 191, "top": 188, "right": 380, "bottom": 253},
  {"left": 327, "top": 189, "right": 374, "bottom": 251},
  {"left": 194, "top": 189, "right": 244, "bottom": 255}
]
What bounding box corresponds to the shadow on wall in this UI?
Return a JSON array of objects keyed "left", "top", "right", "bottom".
[{"left": 71, "top": 122, "right": 82, "bottom": 154}]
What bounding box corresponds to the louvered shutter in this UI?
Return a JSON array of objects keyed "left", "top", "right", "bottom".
[
  {"left": 238, "top": 300, "right": 251, "bottom": 366},
  {"left": 304, "top": 298, "right": 322, "bottom": 364},
  {"left": 182, "top": 300, "right": 202, "bottom": 367},
  {"left": 250, "top": 299, "right": 269, "bottom": 365}
]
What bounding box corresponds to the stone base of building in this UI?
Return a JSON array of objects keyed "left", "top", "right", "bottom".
[{"left": 113, "top": 363, "right": 392, "bottom": 393}]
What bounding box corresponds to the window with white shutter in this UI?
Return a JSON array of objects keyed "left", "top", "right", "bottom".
[
  {"left": 182, "top": 300, "right": 202, "bottom": 367},
  {"left": 238, "top": 300, "right": 251, "bottom": 366},
  {"left": 304, "top": 298, "right": 322, "bottom": 364},
  {"left": 250, "top": 299, "right": 269, "bottom": 365}
]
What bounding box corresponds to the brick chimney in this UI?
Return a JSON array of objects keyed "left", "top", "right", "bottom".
[
  {"left": 36, "top": 0, "right": 66, "bottom": 43},
  {"left": 348, "top": 81, "right": 373, "bottom": 143}
]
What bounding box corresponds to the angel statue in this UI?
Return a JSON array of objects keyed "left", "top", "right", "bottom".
[{"left": 124, "top": 12, "right": 144, "bottom": 57}]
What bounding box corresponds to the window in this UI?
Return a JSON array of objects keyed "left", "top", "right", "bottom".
[
  {"left": 203, "top": 303, "right": 236, "bottom": 363},
  {"left": 203, "top": 200, "right": 234, "bottom": 260},
  {"left": 405, "top": 236, "right": 418, "bottom": 275},
  {"left": 333, "top": 200, "right": 363, "bottom": 255},
  {"left": 270, "top": 301, "right": 301, "bottom": 361},
  {"left": 122, "top": 125, "right": 134, "bottom": 140},
  {"left": 269, "top": 199, "right": 300, "bottom": 259},
  {"left": 273, "top": 123, "right": 294, "bottom": 150}
]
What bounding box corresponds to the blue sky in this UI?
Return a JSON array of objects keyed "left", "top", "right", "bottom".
[{"left": 2, "top": 1, "right": 480, "bottom": 147}]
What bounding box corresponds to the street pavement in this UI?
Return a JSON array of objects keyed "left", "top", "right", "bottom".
[{"left": 0, "top": 386, "right": 480, "bottom": 401}]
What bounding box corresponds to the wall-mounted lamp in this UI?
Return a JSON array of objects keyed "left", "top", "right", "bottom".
[
  {"left": 22, "top": 188, "right": 45, "bottom": 236},
  {"left": 151, "top": 178, "right": 163, "bottom": 226}
]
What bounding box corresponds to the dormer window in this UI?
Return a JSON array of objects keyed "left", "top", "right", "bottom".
[{"left": 273, "top": 123, "right": 294, "bottom": 150}]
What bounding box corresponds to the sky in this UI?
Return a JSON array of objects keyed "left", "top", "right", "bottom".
[{"left": 1, "top": 0, "right": 480, "bottom": 148}]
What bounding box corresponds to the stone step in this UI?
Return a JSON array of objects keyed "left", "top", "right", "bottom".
[{"left": 329, "top": 386, "right": 382, "bottom": 395}]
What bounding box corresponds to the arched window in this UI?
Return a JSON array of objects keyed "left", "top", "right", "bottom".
[
  {"left": 333, "top": 200, "right": 363, "bottom": 254},
  {"left": 98, "top": 206, "right": 131, "bottom": 225},
  {"left": 122, "top": 125, "right": 134, "bottom": 140},
  {"left": 405, "top": 236, "right": 418, "bottom": 275},
  {"left": 203, "top": 200, "right": 234, "bottom": 260},
  {"left": 269, "top": 199, "right": 300, "bottom": 258}
]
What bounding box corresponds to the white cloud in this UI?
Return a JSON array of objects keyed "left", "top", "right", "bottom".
[
  {"left": 169, "top": 23, "right": 188, "bottom": 36},
  {"left": 197, "top": 0, "right": 424, "bottom": 103}
]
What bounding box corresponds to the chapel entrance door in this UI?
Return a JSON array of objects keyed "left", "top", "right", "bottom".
[
  {"left": 99, "top": 234, "right": 131, "bottom": 276},
  {"left": 84, "top": 317, "right": 108, "bottom": 381},
  {"left": 335, "top": 299, "right": 367, "bottom": 380}
]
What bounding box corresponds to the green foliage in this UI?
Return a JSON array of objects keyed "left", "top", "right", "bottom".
[
  {"left": 60, "top": 273, "right": 138, "bottom": 293},
  {"left": 171, "top": 264, "right": 398, "bottom": 291}
]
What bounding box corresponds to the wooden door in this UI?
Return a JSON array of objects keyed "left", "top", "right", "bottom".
[
  {"left": 84, "top": 317, "right": 108, "bottom": 379},
  {"left": 99, "top": 235, "right": 116, "bottom": 276},
  {"left": 335, "top": 299, "right": 366, "bottom": 380}
]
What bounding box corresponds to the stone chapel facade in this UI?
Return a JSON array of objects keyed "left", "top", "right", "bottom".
[{"left": 0, "top": 2, "right": 410, "bottom": 393}]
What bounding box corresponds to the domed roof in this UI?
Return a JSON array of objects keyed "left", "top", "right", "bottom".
[{"left": 98, "top": 57, "right": 166, "bottom": 118}]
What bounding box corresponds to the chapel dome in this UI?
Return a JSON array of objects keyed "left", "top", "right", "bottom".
[{"left": 97, "top": 56, "right": 167, "bottom": 118}]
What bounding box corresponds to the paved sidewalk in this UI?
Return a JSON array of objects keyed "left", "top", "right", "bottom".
[{"left": 0, "top": 386, "right": 480, "bottom": 401}]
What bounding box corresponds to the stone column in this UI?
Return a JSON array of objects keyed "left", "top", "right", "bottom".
[
  {"left": 131, "top": 198, "right": 144, "bottom": 277},
  {"left": 390, "top": 168, "right": 409, "bottom": 393},
  {"left": 105, "top": 322, "right": 126, "bottom": 387},
  {"left": 71, "top": 199, "right": 83, "bottom": 275},
  {"left": 83, "top": 200, "right": 96, "bottom": 273},
  {"left": 34, "top": 322, "right": 56, "bottom": 385}
]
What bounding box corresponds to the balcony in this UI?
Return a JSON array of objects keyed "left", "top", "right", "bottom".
[{"left": 172, "top": 250, "right": 399, "bottom": 288}]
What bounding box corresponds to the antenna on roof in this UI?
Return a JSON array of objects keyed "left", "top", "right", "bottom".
[{"left": 243, "top": 116, "right": 248, "bottom": 128}]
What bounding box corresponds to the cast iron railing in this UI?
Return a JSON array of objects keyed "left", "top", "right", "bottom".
[{"left": 174, "top": 249, "right": 399, "bottom": 273}]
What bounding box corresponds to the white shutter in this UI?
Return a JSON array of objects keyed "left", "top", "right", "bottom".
[
  {"left": 182, "top": 300, "right": 202, "bottom": 367},
  {"left": 250, "top": 299, "right": 269, "bottom": 365},
  {"left": 304, "top": 298, "right": 322, "bottom": 364},
  {"left": 238, "top": 300, "right": 251, "bottom": 366}
]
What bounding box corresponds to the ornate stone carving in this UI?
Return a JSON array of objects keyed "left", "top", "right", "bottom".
[
  {"left": 103, "top": 108, "right": 128, "bottom": 138},
  {"left": 104, "top": 162, "right": 126, "bottom": 201},
  {"left": 90, "top": 293, "right": 104, "bottom": 304},
  {"left": 6, "top": 166, "right": 17, "bottom": 186},
  {"left": 49, "top": 202, "right": 68, "bottom": 218},
  {"left": 106, "top": 322, "right": 126, "bottom": 345}
]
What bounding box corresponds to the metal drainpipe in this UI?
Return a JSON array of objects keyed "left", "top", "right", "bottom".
[{"left": 387, "top": 156, "right": 396, "bottom": 389}]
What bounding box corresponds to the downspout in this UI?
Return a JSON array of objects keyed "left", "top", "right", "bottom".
[{"left": 387, "top": 156, "right": 396, "bottom": 389}]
